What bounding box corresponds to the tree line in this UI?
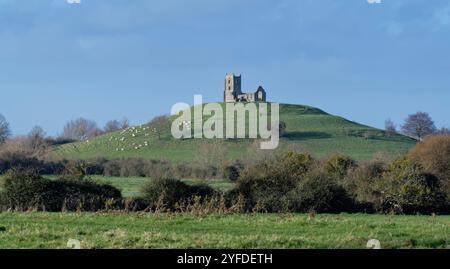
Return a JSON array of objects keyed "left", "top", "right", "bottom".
[
  {"left": 0, "top": 115, "right": 131, "bottom": 144},
  {"left": 385, "top": 111, "right": 449, "bottom": 140}
]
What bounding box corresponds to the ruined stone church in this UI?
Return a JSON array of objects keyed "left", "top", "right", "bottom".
[{"left": 223, "top": 74, "right": 267, "bottom": 102}]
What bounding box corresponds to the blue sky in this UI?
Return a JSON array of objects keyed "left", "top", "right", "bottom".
[{"left": 1, "top": 0, "right": 449, "bottom": 135}]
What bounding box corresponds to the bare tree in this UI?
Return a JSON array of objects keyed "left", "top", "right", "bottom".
[
  {"left": 0, "top": 114, "right": 11, "bottom": 144},
  {"left": 384, "top": 119, "right": 397, "bottom": 136},
  {"left": 62, "top": 118, "right": 100, "bottom": 141},
  {"left": 119, "top": 117, "right": 130, "bottom": 130},
  {"left": 104, "top": 117, "right": 130, "bottom": 133},
  {"left": 401, "top": 112, "right": 436, "bottom": 140},
  {"left": 104, "top": 120, "right": 121, "bottom": 133},
  {"left": 148, "top": 115, "right": 170, "bottom": 140},
  {"left": 0, "top": 135, "right": 50, "bottom": 159},
  {"left": 28, "top": 126, "right": 48, "bottom": 153},
  {"left": 0, "top": 137, "right": 30, "bottom": 156},
  {"left": 436, "top": 127, "right": 450, "bottom": 135},
  {"left": 29, "top": 126, "right": 46, "bottom": 140}
]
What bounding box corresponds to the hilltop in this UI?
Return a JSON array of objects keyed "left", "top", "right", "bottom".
[{"left": 55, "top": 103, "right": 416, "bottom": 162}]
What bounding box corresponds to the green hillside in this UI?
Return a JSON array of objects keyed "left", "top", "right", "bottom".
[{"left": 55, "top": 103, "right": 416, "bottom": 162}]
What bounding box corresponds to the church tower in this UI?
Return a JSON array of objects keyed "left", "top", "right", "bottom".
[{"left": 224, "top": 73, "right": 242, "bottom": 102}]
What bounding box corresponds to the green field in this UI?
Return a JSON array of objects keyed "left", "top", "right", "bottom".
[
  {"left": 0, "top": 213, "right": 448, "bottom": 249},
  {"left": 55, "top": 103, "right": 417, "bottom": 162}
]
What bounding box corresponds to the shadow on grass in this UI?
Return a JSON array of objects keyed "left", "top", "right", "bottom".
[{"left": 283, "top": 131, "right": 332, "bottom": 140}]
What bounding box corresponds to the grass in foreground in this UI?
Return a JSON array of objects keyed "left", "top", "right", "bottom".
[{"left": 0, "top": 213, "right": 448, "bottom": 249}]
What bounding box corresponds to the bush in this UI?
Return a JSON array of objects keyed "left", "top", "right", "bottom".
[
  {"left": 47, "top": 178, "right": 122, "bottom": 211},
  {"left": 61, "top": 161, "right": 87, "bottom": 181},
  {"left": 324, "top": 154, "right": 356, "bottom": 179},
  {"left": 408, "top": 135, "right": 450, "bottom": 197},
  {"left": 119, "top": 158, "right": 146, "bottom": 177},
  {"left": 84, "top": 158, "right": 106, "bottom": 175},
  {"left": 142, "top": 160, "right": 174, "bottom": 179},
  {"left": 191, "top": 165, "right": 218, "bottom": 179},
  {"left": 345, "top": 161, "right": 386, "bottom": 202},
  {"left": 1, "top": 169, "right": 48, "bottom": 210},
  {"left": 173, "top": 163, "right": 193, "bottom": 178},
  {"left": 1, "top": 168, "right": 122, "bottom": 211},
  {"left": 103, "top": 160, "right": 121, "bottom": 177},
  {"left": 279, "top": 151, "right": 315, "bottom": 178},
  {"left": 235, "top": 151, "right": 315, "bottom": 212},
  {"left": 287, "top": 172, "right": 355, "bottom": 213},
  {"left": 188, "top": 184, "right": 216, "bottom": 198},
  {"left": 0, "top": 153, "right": 65, "bottom": 175},
  {"left": 141, "top": 178, "right": 188, "bottom": 209},
  {"left": 373, "top": 158, "right": 448, "bottom": 214},
  {"left": 223, "top": 165, "right": 240, "bottom": 181},
  {"left": 140, "top": 178, "right": 217, "bottom": 211}
]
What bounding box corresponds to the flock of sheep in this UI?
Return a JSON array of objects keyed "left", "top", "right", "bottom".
[
  {"left": 108, "top": 125, "right": 153, "bottom": 152},
  {"left": 69, "top": 120, "right": 193, "bottom": 153}
]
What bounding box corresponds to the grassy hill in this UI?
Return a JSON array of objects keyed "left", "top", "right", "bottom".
[{"left": 55, "top": 103, "right": 416, "bottom": 162}]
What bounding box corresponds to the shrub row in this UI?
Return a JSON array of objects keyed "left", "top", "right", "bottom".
[
  {"left": 0, "top": 154, "right": 243, "bottom": 181},
  {"left": 234, "top": 150, "right": 449, "bottom": 214},
  {"left": 0, "top": 169, "right": 225, "bottom": 213},
  {"left": 0, "top": 169, "right": 123, "bottom": 211},
  {"left": 92, "top": 158, "right": 243, "bottom": 181},
  {"left": 0, "top": 153, "right": 65, "bottom": 175}
]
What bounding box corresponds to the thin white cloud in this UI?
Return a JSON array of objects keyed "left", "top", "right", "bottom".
[{"left": 432, "top": 4, "right": 450, "bottom": 29}]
